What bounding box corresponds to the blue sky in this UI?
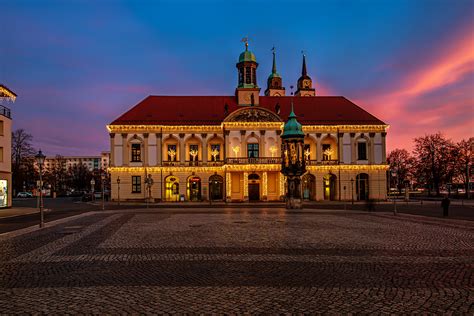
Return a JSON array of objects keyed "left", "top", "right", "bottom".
[{"left": 2, "top": 0, "right": 473, "bottom": 155}]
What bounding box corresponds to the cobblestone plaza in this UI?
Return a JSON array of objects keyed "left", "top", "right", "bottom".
[{"left": 0, "top": 209, "right": 473, "bottom": 313}]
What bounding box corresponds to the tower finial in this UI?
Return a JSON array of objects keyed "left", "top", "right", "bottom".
[
  {"left": 241, "top": 37, "right": 249, "bottom": 51},
  {"left": 301, "top": 51, "right": 307, "bottom": 76},
  {"left": 271, "top": 46, "right": 277, "bottom": 74}
]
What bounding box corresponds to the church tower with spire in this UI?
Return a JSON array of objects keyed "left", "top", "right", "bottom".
[
  {"left": 295, "top": 54, "right": 315, "bottom": 97},
  {"left": 235, "top": 40, "right": 260, "bottom": 106},
  {"left": 265, "top": 48, "right": 285, "bottom": 97}
]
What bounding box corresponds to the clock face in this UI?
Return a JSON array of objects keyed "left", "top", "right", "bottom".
[
  {"left": 303, "top": 79, "right": 311, "bottom": 88},
  {"left": 244, "top": 93, "right": 252, "bottom": 102}
]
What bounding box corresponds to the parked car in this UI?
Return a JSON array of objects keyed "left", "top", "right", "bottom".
[
  {"left": 81, "top": 192, "right": 94, "bottom": 202},
  {"left": 16, "top": 192, "right": 33, "bottom": 198}
]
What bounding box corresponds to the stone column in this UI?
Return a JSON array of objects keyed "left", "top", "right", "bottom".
[
  {"left": 226, "top": 172, "right": 231, "bottom": 202},
  {"left": 243, "top": 172, "right": 249, "bottom": 201},
  {"left": 179, "top": 133, "right": 185, "bottom": 164},
  {"left": 316, "top": 133, "right": 322, "bottom": 162},
  {"left": 262, "top": 171, "right": 268, "bottom": 201},
  {"left": 369, "top": 132, "right": 375, "bottom": 164},
  {"left": 381, "top": 132, "right": 387, "bottom": 162},
  {"left": 201, "top": 133, "right": 208, "bottom": 164},
  {"left": 338, "top": 132, "right": 344, "bottom": 162},
  {"left": 122, "top": 133, "right": 128, "bottom": 166},
  {"left": 224, "top": 130, "right": 230, "bottom": 161},
  {"left": 279, "top": 173, "right": 285, "bottom": 200},
  {"left": 240, "top": 130, "right": 246, "bottom": 157},
  {"left": 350, "top": 133, "right": 356, "bottom": 163},
  {"left": 109, "top": 133, "right": 115, "bottom": 167},
  {"left": 260, "top": 130, "right": 266, "bottom": 157},
  {"left": 156, "top": 133, "right": 162, "bottom": 165},
  {"left": 143, "top": 133, "right": 149, "bottom": 166}
]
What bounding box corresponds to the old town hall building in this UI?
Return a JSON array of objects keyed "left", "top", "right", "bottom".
[{"left": 107, "top": 44, "right": 388, "bottom": 202}]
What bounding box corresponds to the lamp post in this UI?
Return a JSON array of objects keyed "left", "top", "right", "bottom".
[
  {"left": 117, "top": 177, "right": 121, "bottom": 206},
  {"left": 90, "top": 178, "right": 95, "bottom": 201},
  {"left": 35, "top": 150, "right": 46, "bottom": 228},
  {"left": 391, "top": 170, "right": 397, "bottom": 215},
  {"left": 101, "top": 171, "right": 105, "bottom": 211},
  {"left": 350, "top": 178, "right": 354, "bottom": 205}
]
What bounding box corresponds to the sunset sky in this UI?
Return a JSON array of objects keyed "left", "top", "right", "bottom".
[{"left": 2, "top": 0, "right": 473, "bottom": 156}]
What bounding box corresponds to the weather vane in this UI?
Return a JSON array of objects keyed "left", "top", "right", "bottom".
[
  {"left": 241, "top": 36, "right": 249, "bottom": 50},
  {"left": 301, "top": 50, "right": 305, "bottom": 57}
]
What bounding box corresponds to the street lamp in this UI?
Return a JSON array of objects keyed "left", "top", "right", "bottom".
[
  {"left": 35, "top": 150, "right": 46, "bottom": 228},
  {"left": 391, "top": 170, "right": 397, "bottom": 215},
  {"left": 116, "top": 177, "right": 121, "bottom": 206},
  {"left": 90, "top": 178, "right": 95, "bottom": 201},
  {"left": 101, "top": 171, "right": 105, "bottom": 211},
  {"left": 350, "top": 178, "right": 354, "bottom": 205}
]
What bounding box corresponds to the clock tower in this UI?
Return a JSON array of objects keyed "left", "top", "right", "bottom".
[
  {"left": 295, "top": 54, "right": 315, "bottom": 97},
  {"left": 265, "top": 47, "right": 286, "bottom": 97},
  {"left": 236, "top": 41, "right": 260, "bottom": 106}
]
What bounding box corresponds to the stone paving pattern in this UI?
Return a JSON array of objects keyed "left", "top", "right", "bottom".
[{"left": 0, "top": 209, "right": 473, "bottom": 313}]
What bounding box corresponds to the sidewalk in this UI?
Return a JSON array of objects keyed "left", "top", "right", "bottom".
[{"left": 0, "top": 207, "right": 40, "bottom": 219}]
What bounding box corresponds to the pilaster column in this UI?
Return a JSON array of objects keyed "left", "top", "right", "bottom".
[
  {"left": 201, "top": 133, "right": 208, "bottom": 163},
  {"left": 122, "top": 133, "right": 128, "bottom": 166},
  {"left": 350, "top": 133, "right": 356, "bottom": 163},
  {"left": 381, "top": 132, "right": 387, "bottom": 162},
  {"left": 338, "top": 132, "right": 344, "bottom": 162},
  {"left": 240, "top": 130, "right": 246, "bottom": 157},
  {"left": 259, "top": 130, "right": 266, "bottom": 157},
  {"left": 224, "top": 130, "right": 230, "bottom": 160},
  {"left": 226, "top": 172, "right": 231, "bottom": 201},
  {"left": 179, "top": 133, "right": 185, "bottom": 164},
  {"left": 316, "top": 133, "right": 322, "bottom": 162},
  {"left": 279, "top": 173, "right": 285, "bottom": 200},
  {"left": 109, "top": 133, "right": 115, "bottom": 167},
  {"left": 156, "top": 133, "right": 162, "bottom": 165},
  {"left": 369, "top": 132, "right": 375, "bottom": 164},
  {"left": 143, "top": 133, "right": 149, "bottom": 166},
  {"left": 243, "top": 172, "right": 249, "bottom": 201},
  {"left": 262, "top": 171, "right": 268, "bottom": 201}
]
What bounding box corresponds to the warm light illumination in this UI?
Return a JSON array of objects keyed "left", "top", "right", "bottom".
[
  {"left": 232, "top": 146, "right": 240, "bottom": 157},
  {"left": 304, "top": 148, "right": 311, "bottom": 160},
  {"left": 168, "top": 149, "right": 176, "bottom": 161},
  {"left": 262, "top": 172, "right": 268, "bottom": 197},
  {"left": 190, "top": 149, "right": 198, "bottom": 160},
  {"left": 226, "top": 172, "right": 232, "bottom": 198},
  {"left": 0, "top": 86, "right": 16, "bottom": 102},
  {"left": 243, "top": 172, "right": 249, "bottom": 198},
  {"left": 269, "top": 146, "right": 277, "bottom": 157},
  {"left": 210, "top": 148, "right": 220, "bottom": 160},
  {"left": 279, "top": 173, "right": 285, "bottom": 197}
]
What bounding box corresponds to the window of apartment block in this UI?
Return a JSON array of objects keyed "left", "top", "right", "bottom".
[
  {"left": 358, "top": 141, "right": 367, "bottom": 160},
  {"left": 211, "top": 144, "right": 220, "bottom": 161},
  {"left": 167, "top": 144, "right": 177, "bottom": 161},
  {"left": 131, "top": 143, "right": 141, "bottom": 162},
  {"left": 247, "top": 143, "right": 259, "bottom": 158},
  {"left": 132, "top": 176, "right": 141, "bottom": 193},
  {"left": 0, "top": 147, "right": 3, "bottom": 162}
]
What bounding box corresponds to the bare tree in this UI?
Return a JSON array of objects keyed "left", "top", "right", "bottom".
[
  {"left": 412, "top": 133, "right": 454, "bottom": 196},
  {"left": 44, "top": 155, "right": 68, "bottom": 195},
  {"left": 11, "top": 129, "right": 37, "bottom": 195},
  {"left": 387, "top": 149, "right": 415, "bottom": 193},
  {"left": 451, "top": 138, "right": 473, "bottom": 198}
]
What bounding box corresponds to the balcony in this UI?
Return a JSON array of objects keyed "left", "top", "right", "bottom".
[
  {"left": 306, "top": 159, "right": 339, "bottom": 166},
  {"left": 226, "top": 157, "right": 282, "bottom": 164},
  {"left": 0, "top": 105, "right": 11, "bottom": 119},
  {"left": 162, "top": 160, "right": 225, "bottom": 167}
]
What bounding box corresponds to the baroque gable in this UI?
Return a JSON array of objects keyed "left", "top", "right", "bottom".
[{"left": 224, "top": 106, "right": 282, "bottom": 123}]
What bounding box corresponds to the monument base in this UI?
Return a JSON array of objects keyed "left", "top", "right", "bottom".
[{"left": 286, "top": 197, "right": 303, "bottom": 209}]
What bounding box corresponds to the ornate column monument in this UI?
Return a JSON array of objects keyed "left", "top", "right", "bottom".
[{"left": 280, "top": 103, "right": 306, "bottom": 209}]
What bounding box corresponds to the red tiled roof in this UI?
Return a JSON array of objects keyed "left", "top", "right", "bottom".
[{"left": 110, "top": 95, "right": 385, "bottom": 125}]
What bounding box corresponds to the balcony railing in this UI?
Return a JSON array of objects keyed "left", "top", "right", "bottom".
[
  {"left": 162, "top": 160, "right": 225, "bottom": 167},
  {"left": 226, "top": 157, "right": 282, "bottom": 164},
  {"left": 0, "top": 105, "right": 11, "bottom": 119},
  {"left": 306, "top": 159, "right": 339, "bottom": 166}
]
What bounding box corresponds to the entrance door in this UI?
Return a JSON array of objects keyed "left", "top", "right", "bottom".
[{"left": 249, "top": 183, "right": 260, "bottom": 201}]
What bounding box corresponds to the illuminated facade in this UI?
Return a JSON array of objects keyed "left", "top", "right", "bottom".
[
  {"left": 0, "top": 85, "right": 15, "bottom": 208},
  {"left": 107, "top": 44, "right": 388, "bottom": 202}
]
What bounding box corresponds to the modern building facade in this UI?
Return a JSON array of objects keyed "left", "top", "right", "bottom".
[
  {"left": 41, "top": 152, "right": 110, "bottom": 172},
  {"left": 0, "top": 85, "right": 15, "bottom": 207},
  {"left": 107, "top": 45, "right": 388, "bottom": 202}
]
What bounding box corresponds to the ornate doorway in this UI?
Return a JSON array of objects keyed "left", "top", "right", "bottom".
[
  {"left": 248, "top": 173, "right": 260, "bottom": 201},
  {"left": 323, "top": 174, "right": 337, "bottom": 201},
  {"left": 302, "top": 173, "right": 316, "bottom": 200},
  {"left": 187, "top": 176, "right": 201, "bottom": 201},
  {"left": 165, "top": 176, "right": 180, "bottom": 202},
  {"left": 209, "top": 175, "right": 224, "bottom": 200},
  {"left": 356, "top": 173, "right": 369, "bottom": 200}
]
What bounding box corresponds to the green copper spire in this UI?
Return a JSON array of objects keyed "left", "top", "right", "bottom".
[
  {"left": 268, "top": 47, "right": 281, "bottom": 79},
  {"left": 282, "top": 100, "right": 304, "bottom": 138},
  {"left": 238, "top": 40, "right": 256, "bottom": 63}
]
